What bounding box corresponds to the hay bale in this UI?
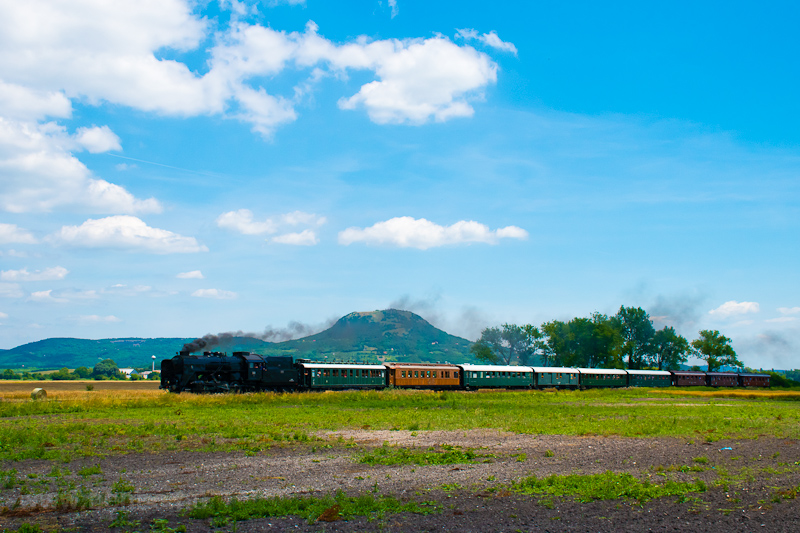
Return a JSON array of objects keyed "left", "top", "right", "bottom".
[{"left": 31, "top": 388, "right": 47, "bottom": 400}]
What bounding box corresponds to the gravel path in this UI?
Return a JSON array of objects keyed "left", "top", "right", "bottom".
[{"left": 2, "top": 431, "right": 799, "bottom": 531}]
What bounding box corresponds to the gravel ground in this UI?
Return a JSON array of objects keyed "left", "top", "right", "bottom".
[{"left": 2, "top": 430, "right": 799, "bottom": 531}]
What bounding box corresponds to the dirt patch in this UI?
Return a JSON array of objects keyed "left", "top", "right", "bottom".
[{"left": 1, "top": 431, "right": 799, "bottom": 531}]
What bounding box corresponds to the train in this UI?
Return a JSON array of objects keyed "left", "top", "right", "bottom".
[{"left": 159, "top": 350, "right": 771, "bottom": 393}]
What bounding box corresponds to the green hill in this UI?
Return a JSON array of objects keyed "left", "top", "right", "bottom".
[
  {"left": 266, "top": 309, "right": 474, "bottom": 363},
  {"left": 0, "top": 309, "right": 475, "bottom": 370}
]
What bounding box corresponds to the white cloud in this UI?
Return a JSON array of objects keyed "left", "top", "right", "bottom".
[
  {"left": 76, "top": 314, "right": 121, "bottom": 324},
  {"left": 272, "top": 230, "right": 318, "bottom": 245},
  {"left": 47, "top": 215, "right": 208, "bottom": 254},
  {"left": 0, "top": 282, "right": 23, "bottom": 298},
  {"left": 28, "top": 289, "right": 67, "bottom": 303},
  {"left": 0, "top": 2, "right": 504, "bottom": 141},
  {"left": 0, "top": 311, "right": 7, "bottom": 319},
  {"left": 0, "top": 119, "right": 161, "bottom": 214},
  {"left": 74, "top": 126, "right": 121, "bottom": 153},
  {"left": 0, "top": 266, "right": 68, "bottom": 281},
  {"left": 217, "top": 209, "right": 326, "bottom": 238},
  {"left": 0, "top": 223, "right": 37, "bottom": 244},
  {"left": 456, "top": 29, "right": 518, "bottom": 55},
  {"left": 177, "top": 270, "right": 204, "bottom": 279},
  {"left": 338, "top": 216, "right": 528, "bottom": 249},
  {"left": 778, "top": 307, "right": 800, "bottom": 315},
  {"left": 105, "top": 284, "right": 154, "bottom": 296},
  {"left": 765, "top": 317, "right": 796, "bottom": 323},
  {"left": 708, "top": 300, "right": 760, "bottom": 318},
  {"left": 191, "top": 288, "right": 237, "bottom": 299},
  {"left": 336, "top": 36, "right": 497, "bottom": 124}
]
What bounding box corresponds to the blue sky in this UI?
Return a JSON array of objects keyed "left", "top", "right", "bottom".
[{"left": 0, "top": 0, "right": 798, "bottom": 369}]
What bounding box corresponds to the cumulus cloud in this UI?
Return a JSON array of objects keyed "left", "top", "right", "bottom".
[
  {"left": 708, "top": 300, "right": 760, "bottom": 318},
  {"left": 388, "top": 0, "right": 399, "bottom": 18},
  {"left": 456, "top": 29, "right": 518, "bottom": 55},
  {"left": 177, "top": 270, "right": 204, "bottom": 279},
  {"left": 47, "top": 215, "right": 208, "bottom": 254},
  {"left": 271, "top": 230, "right": 318, "bottom": 245},
  {"left": 778, "top": 307, "right": 800, "bottom": 315},
  {"left": 191, "top": 288, "right": 237, "bottom": 299},
  {"left": 75, "top": 314, "right": 121, "bottom": 324},
  {"left": 0, "top": 283, "right": 23, "bottom": 298},
  {"left": 338, "top": 216, "right": 528, "bottom": 249},
  {"left": 0, "top": 266, "right": 68, "bottom": 281},
  {"left": 217, "top": 209, "right": 325, "bottom": 244},
  {"left": 28, "top": 289, "right": 67, "bottom": 303},
  {"left": 0, "top": 223, "right": 37, "bottom": 244},
  {"left": 0, "top": 311, "right": 7, "bottom": 319},
  {"left": 74, "top": 126, "right": 121, "bottom": 153},
  {"left": 0, "top": 119, "right": 161, "bottom": 214}
]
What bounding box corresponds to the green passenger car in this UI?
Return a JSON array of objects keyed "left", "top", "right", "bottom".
[
  {"left": 296, "top": 362, "right": 386, "bottom": 390},
  {"left": 577, "top": 368, "right": 627, "bottom": 388},
  {"left": 458, "top": 364, "right": 534, "bottom": 389},
  {"left": 625, "top": 369, "right": 672, "bottom": 387},
  {"left": 531, "top": 367, "right": 580, "bottom": 389}
]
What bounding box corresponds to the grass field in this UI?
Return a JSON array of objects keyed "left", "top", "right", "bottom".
[{"left": 1, "top": 386, "right": 799, "bottom": 462}]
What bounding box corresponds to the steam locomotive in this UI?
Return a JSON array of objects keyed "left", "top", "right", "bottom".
[{"left": 159, "top": 351, "right": 771, "bottom": 393}]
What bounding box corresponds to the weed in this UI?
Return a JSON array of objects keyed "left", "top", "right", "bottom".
[
  {"left": 544, "top": 450, "right": 554, "bottom": 458},
  {"left": 358, "top": 444, "right": 493, "bottom": 466},
  {"left": 109, "top": 510, "right": 141, "bottom": 530},
  {"left": 693, "top": 456, "right": 709, "bottom": 464},
  {"left": 510, "top": 471, "right": 707, "bottom": 503},
  {"left": 78, "top": 464, "right": 103, "bottom": 477},
  {"left": 187, "top": 491, "right": 440, "bottom": 524}
]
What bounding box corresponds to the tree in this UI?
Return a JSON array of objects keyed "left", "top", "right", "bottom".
[
  {"left": 470, "top": 324, "right": 539, "bottom": 365},
  {"left": 540, "top": 314, "right": 621, "bottom": 368},
  {"left": 691, "top": 330, "right": 742, "bottom": 372},
  {"left": 51, "top": 367, "right": 75, "bottom": 380},
  {"left": 73, "top": 366, "right": 92, "bottom": 379},
  {"left": 614, "top": 306, "right": 655, "bottom": 369},
  {"left": 651, "top": 327, "right": 690, "bottom": 370},
  {"left": 92, "top": 359, "right": 121, "bottom": 379}
]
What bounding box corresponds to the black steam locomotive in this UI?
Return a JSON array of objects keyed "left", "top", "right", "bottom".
[{"left": 160, "top": 351, "right": 298, "bottom": 393}]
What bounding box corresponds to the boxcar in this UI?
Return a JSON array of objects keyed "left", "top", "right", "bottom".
[
  {"left": 738, "top": 373, "right": 770, "bottom": 388},
  {"left": 706, "top": 372, "right": 738, "bottom": 387},
  {"left": 459, "top": 364, "right": 534, "bottom": 389},
  {"left": 626, "top": 369, "right": 672, "bottom": 388},
  {"left": 578, "top": 368, "right": 627, "bottom": 388},
  {"left": 671, "top": 371, "right": 706, "bottom": 387},
  {"left": 531, "top": 367, "right": 579, "bottom": 389},
  {"left": 385, "top": 362, "right": 461, "bottom": 389},
  {"left": 297, "top": 362, "right": 386, "bottom": 390}
]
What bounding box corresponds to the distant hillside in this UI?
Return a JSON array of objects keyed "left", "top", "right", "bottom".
[
  {"left": 0, "top": 309, "right": 475, "bottom": 370},
  {"left": 0, "top": 337, "right": 271, "bottom": 371},
  {"left": 266, "top": 309, "right": 475, "bottom": 363}
]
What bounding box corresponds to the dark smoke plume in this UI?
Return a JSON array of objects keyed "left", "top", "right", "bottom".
[{"left": 182, "top": 319, "right": 336, "bottom": 353}]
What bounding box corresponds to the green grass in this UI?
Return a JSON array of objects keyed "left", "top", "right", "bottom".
[
  {"left": 186, "top": 491, "right": 440, "bottom": 524},
  {"left": 358, "top": 443, "right": 493, "bottom": 466},
  {"left": 1, "top": 388, "right": 799, "bottom": 461},
  {"left": 509, "top": 471, "right": 707, "bottom": 503}
]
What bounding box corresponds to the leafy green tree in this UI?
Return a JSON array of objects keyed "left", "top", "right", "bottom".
[
  {"left": 2, "top": 369, "right": 20, "bottom": 380},
  {"left": 73, "top": 366, "right": 92, "bottom": 379},
  {"left": 92, "top": 359, "right": 121, "bottom": 379},
  {"left": 470, "top": 324, "right": 540, "bottom": 365},
  {"left": 690, "top": 330, "right": 742, "bottom": 372},
  {"left": 540, "top": 314, "right": 621, "bottom": 368},
  {"left": 614, "top": 306, "right": 655, "bottom": 369},
  {"left": 50, "top": 367, "right": 75, "bottom": 380},
  {"left": 651, "top": 327, "right": 690, "bottom": 370}
]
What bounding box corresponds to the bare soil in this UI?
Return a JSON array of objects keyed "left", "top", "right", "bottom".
[{"left": 2, "top": 430, "right": 799, "bottom": 532}]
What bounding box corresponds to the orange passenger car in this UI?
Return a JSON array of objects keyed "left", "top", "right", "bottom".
[{"left": 384, "top": 362, "right": 461, "bottom": 390}]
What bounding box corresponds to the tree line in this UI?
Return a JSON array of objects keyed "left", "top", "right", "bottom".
[
  {"left": 1, "top": 359, "right": 159, "bottom": 381},
  {"left": 470, "top": 305, "right": 743, "bottom": 372}
]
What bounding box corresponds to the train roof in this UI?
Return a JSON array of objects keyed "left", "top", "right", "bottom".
[
  {"left": 458, "top": 364, "right": 534, "bottom": 373},
  {"left": 296, "top": 362, "right": 386, "bottom": 369},
  {"left": 384, "top": 362, "right": 459, "bottom": 369},
  {"left": 577, "top": 368, "right": 627, "bottom": 375},
  {"left": 626, "top": 369, "right": 672, "bottom": 376},
  {"left": 531, "top": 367, "right": 579, "bottom": 374}
]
